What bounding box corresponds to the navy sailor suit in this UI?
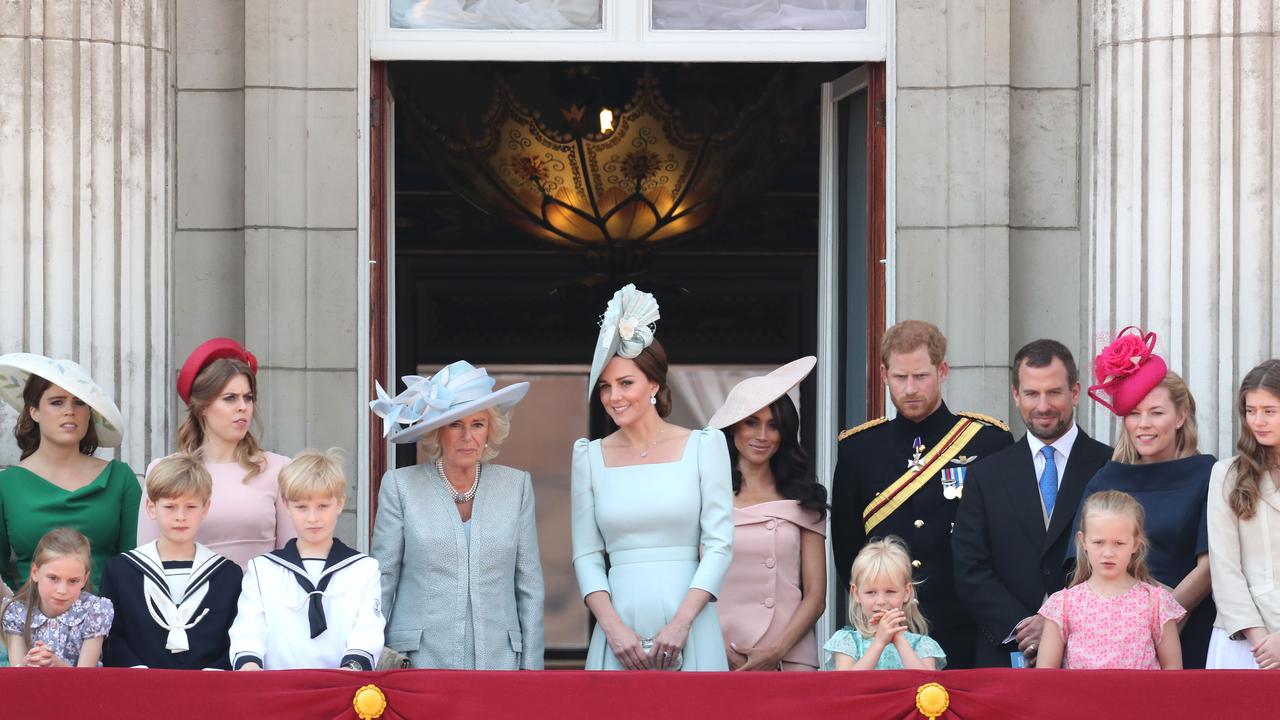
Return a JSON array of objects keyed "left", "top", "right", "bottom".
[{"left": 99, "top": 541, "right": 242, "bottom": 669}]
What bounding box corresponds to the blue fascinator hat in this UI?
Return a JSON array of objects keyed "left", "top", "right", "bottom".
[
  {"left": 587, "top": 284, "right": 661, "bottom": 401},
  {"left": 369, "top": 360, "right": 529, "bottom": 444}
]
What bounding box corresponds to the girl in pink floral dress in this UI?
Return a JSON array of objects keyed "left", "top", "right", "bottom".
[{"left": 1036, "top": 490, "right": 1185, "bottom": 669}]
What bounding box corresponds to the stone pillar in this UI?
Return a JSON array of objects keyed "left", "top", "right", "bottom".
[
  {"left": 0, "top": 0, "right": 171, "bottom": 469},
  {"left": 1091, "top": 1, "right": 1279, "bottom": 454}
]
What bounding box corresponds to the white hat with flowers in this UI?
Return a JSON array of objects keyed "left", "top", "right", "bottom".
[{"left": 0, "top": 353, "right": 125, "bottom": 447}]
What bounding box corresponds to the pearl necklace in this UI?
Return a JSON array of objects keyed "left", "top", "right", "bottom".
[{"left": 436, "top": 459, "right": 481, "bottom": 504}]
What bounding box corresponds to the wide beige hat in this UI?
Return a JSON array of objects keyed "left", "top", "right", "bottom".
[
  {"left": 707, "top": 356, "right": 817, "bottom": 429},
  {"left": 0, "top": 353, "right": 125, "bottom": 447}
]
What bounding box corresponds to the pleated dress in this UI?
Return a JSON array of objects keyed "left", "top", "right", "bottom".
[{"left": 571, "top": 428, "right": 734, "bottom": 671}]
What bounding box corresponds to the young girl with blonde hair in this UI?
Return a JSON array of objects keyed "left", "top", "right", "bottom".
[
  {"left": 1037, "top": 491, "right": 1184, "bottom": 669},
  {"left": 824, "top": 536, "right": 945, "bottom": 670},
  {"left": 2, "top": 528, "right": 114, "bottom": 667}
]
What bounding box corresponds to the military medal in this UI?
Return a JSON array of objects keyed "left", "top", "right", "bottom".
[
  {"left": 941, "top": 466, "right": 966, "bottom": 499},
  {"left": 907, "top": 437, "right": 926, "bottom": 472}
]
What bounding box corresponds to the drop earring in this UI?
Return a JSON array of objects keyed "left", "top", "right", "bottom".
[{"left": 650, "top": 395, "right": 657, "bottom": 405}]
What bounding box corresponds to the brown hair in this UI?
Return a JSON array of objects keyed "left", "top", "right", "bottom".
[
  {"left": 1112, "top": 371, "right": 1199, "bottom": 464},
  {"left": 624, "top": 338, "right": 673, "bottom": 418},
  {"left": 13, "top": 374, "right": 100, "bottom": 460},
  {"left": 146, "top": 453, "right": 214, "bottom": 503},
  {"left": 1012, "top": 338, "right": 1079, "bottom": 389},
  {"left": 176, "top": 358, "right": 265, "bottom": 483},
  {"left": 1069, "top": 490, "right": 1156, "bottom": 587},
  {"left": 880, "top": 320, "right": 946, "bottom": 367},
  {"left": 0, "top": 528, "right": 93, "bottom": 650},
  {"left": 1228, "top": 360, "right": 1280, "bottom": 519}
]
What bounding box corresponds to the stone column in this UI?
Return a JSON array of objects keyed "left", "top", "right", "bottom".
[
  {"left": 1091, "top": 1, "right": 1279, "bottom": 454},
  {"left": 0, "top": 0, "right": 171, "bottom": 468}
]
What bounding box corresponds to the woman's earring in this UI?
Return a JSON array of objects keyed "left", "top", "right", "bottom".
[{"left": 649, "top": 395, "right": 657, "bottom": 405}]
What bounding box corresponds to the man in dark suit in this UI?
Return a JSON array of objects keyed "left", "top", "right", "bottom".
[
  {"left": 832, "top": 320, "right": 1014, "bottom": 669},
  {"left": 951, "top": 339, "right": 1112, "bottom": 667}
]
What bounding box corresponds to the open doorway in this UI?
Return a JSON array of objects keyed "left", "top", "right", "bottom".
[{"left": 368, "top": 60, "right": 885, "bottom": 665}]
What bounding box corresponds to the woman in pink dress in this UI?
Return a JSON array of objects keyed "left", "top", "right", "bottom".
[
  {"left": 137, "top": 339, "right": 294, "bottom": 568},
  {"left": 1036, "top": 490, "right": 1185, "bottom": 669},
  {"left": 709, "top": 357, "right": 827, "bottom": 671}
]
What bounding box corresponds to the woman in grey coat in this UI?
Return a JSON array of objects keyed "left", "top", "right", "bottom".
[{"left": 369, "top": 360, "right": 544, "bottom": 669}]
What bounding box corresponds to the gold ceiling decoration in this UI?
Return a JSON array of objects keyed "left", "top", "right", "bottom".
[{"left": 411, "top": 68, "right": 782, "bottom": 275}]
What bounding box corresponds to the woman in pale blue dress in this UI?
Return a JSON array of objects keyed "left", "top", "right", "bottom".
[{"left": 571, "top": 285, "right": 734, "bottom": 671}]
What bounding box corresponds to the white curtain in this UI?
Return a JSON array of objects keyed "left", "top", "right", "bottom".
[
  {"left": 652, "top": 0, "right": 867, "bottom": 31},
  {"left": 391, "top": 0, "right": 602, "bottom": 29},
  {"left": 667, "top": 366, "right": 801, "bottom": 430}
]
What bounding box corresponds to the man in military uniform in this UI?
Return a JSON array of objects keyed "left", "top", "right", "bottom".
[{"left": 830, "top": 320, "right": 1014, "bottom": 669}]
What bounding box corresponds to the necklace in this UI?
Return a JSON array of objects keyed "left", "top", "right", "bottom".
[
  {"left": 636, "top": 427, "right": 665, "bottom": 458},
  {"left": 436, "top": 459, "right": 481, "bottom": 504}
]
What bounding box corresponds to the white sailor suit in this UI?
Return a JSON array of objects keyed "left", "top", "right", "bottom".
[
  {"left": 228, "top": 538, "right": 384, "bottom": 670},
  {"left": 99, "top": 541, "right": 242, "bottom": 669}
]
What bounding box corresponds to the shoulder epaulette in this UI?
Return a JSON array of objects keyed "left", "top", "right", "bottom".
[
  {"left": 838, "top": 417, "right": 888, "bottom": 441},
  {"left": 958, "top": 411, "right": 1010, "bottom": 432}
]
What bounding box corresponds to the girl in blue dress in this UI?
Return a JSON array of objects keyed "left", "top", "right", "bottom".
[{"left": 825, "top": 536, "right": 946, "bottom": 670}]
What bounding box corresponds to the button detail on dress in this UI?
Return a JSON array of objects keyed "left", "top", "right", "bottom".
[
  {"left": 763, "top": 597, "right": 775, "bottom": 608},
  {"left": 765, "top": 520, "right": 776, "bottom": 530},
  {"left": 912, "top": 560, "right": 923, "bottom": 568},
  {"left": 765, "top": 558, "right": 776, "bottom": 569},
  {"left": 913, "top": 519, "right": 924, "bottom": 528}
]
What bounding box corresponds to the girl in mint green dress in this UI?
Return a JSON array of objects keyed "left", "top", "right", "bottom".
[
  {"left": 0, "top": 353, "right": 139, "bottom": 593},
  {"left": 825, "top": 536, "right": 946, "bottom": 670}
]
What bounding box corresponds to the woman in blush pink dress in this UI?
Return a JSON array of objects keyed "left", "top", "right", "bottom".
[
  {"left": 709, "top": 358, "right": 827, "bottom": 671},
  {"left": 137, "top": 339, "right": 294, "bottom": 568}
]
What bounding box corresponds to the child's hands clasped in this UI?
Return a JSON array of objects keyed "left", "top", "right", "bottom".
[
  {"left": 24, "top": 641, "right": 67, "bottom": 668},
  {"left": 872, "top": 608, "right": 908, "bottom": 645}
]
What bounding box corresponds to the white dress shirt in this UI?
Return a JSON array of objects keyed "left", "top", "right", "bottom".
[{"left": 1026, "top": 423, "right": 1079, "bottom": 489}]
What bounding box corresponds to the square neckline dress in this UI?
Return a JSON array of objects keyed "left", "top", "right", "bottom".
[{"left": 571, "top": 428, "right": 734, "bottom": 671}]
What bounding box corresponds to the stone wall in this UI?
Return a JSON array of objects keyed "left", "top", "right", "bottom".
[
  {"left": 894, "top": 0, "right": 1094, "bottom": 432},
  {"left": 173, "top": 0, "right": 361, "bottom": 542},
  {"left": 0, "top": 0, "right": 171, "bottom": 469}
]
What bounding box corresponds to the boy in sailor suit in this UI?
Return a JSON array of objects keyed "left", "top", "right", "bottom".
[
  {"left": 228, "top": 449, "right": 384, "bottom": 670},
  {"left": 100, "top": 454, "right": 242, "bottom": 669}
]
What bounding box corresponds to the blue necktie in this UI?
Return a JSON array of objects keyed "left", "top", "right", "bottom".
[{"left": 1039, "top": 445, "right": 1058, "bottom": 518}]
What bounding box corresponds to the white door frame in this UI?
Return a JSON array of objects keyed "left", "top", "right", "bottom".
[{"left": 355, "top": 1, "right": 900, "bottom": 606}]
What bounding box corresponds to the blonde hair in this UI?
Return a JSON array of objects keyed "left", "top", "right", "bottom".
[
  {"left": 146, "top": 453, "right": 213, "bottom": 503},
  {"left": 1069, "top": 490, "right": 1156, "bottom": 587},
  {"left": 880, "top": 320, "right": 947, "bottom": 367},
  {"left": 0, "top": 528, "right": 93, "bottom": 649},
  {"left": 416, "top": 406, "right": 511, "bottom": 463},
  {"left": 278, "top": 448, "right": 347, "bottom": 502},
  {"left": 847, "top": 536, "right": 929, "bottom": 637},
  {"left": 1113, "top": 371, "right": 1199, "bottom": 464},
  {"left": 177, "top": 358, "right": 265, "bottom": 483}
]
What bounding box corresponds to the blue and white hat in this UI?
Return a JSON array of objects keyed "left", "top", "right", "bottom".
[
  {"left": 369, "top": 360, "right": 530, "bottom": 444},
  {"left": 587, "top": 284, "right": 661, "bottom": 401},
  {"left": 0, "top": 352, "right": 125, "bottom": 448}
]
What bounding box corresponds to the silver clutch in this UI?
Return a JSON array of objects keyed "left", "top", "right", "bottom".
[{"left": 641, "top": 637, "right": 683, "bottom": 671}]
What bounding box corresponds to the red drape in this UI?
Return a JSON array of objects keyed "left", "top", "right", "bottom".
[{"left": 2, "top": 668, "right": 1274, "bottom": 718}]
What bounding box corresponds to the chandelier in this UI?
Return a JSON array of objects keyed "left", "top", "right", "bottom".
[{"left": 407, "top": 68, "right": 784, "bottom": 275}]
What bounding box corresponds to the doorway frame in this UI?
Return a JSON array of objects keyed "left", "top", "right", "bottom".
[{"left": 357, "top": 6, "right": 896, "bottom": 563}]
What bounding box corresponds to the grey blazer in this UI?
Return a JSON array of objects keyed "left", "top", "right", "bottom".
[{"left": 371, "top": 462, "right": 545, "bottom": 669}]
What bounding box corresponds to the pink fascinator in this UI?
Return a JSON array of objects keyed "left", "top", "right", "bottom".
[{"left": 1087, "top": 326, "right": 1168, "bottom": 416}]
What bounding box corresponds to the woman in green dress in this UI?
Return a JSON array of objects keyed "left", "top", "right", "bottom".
[{"left": 0, "top": 353, "right": 139, "bottom": 592}]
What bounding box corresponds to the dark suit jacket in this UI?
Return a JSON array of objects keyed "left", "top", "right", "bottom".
[{"left": 951, "top": 428, "right": 1112, "bottom": 667}]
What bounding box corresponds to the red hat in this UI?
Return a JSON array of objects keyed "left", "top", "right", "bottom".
[
  {"left": 177, "top": 338, "right": 258, "bottom": 404},
  {"left": 1087, "top": 327, "right": 1168, "bottom": 416}
]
